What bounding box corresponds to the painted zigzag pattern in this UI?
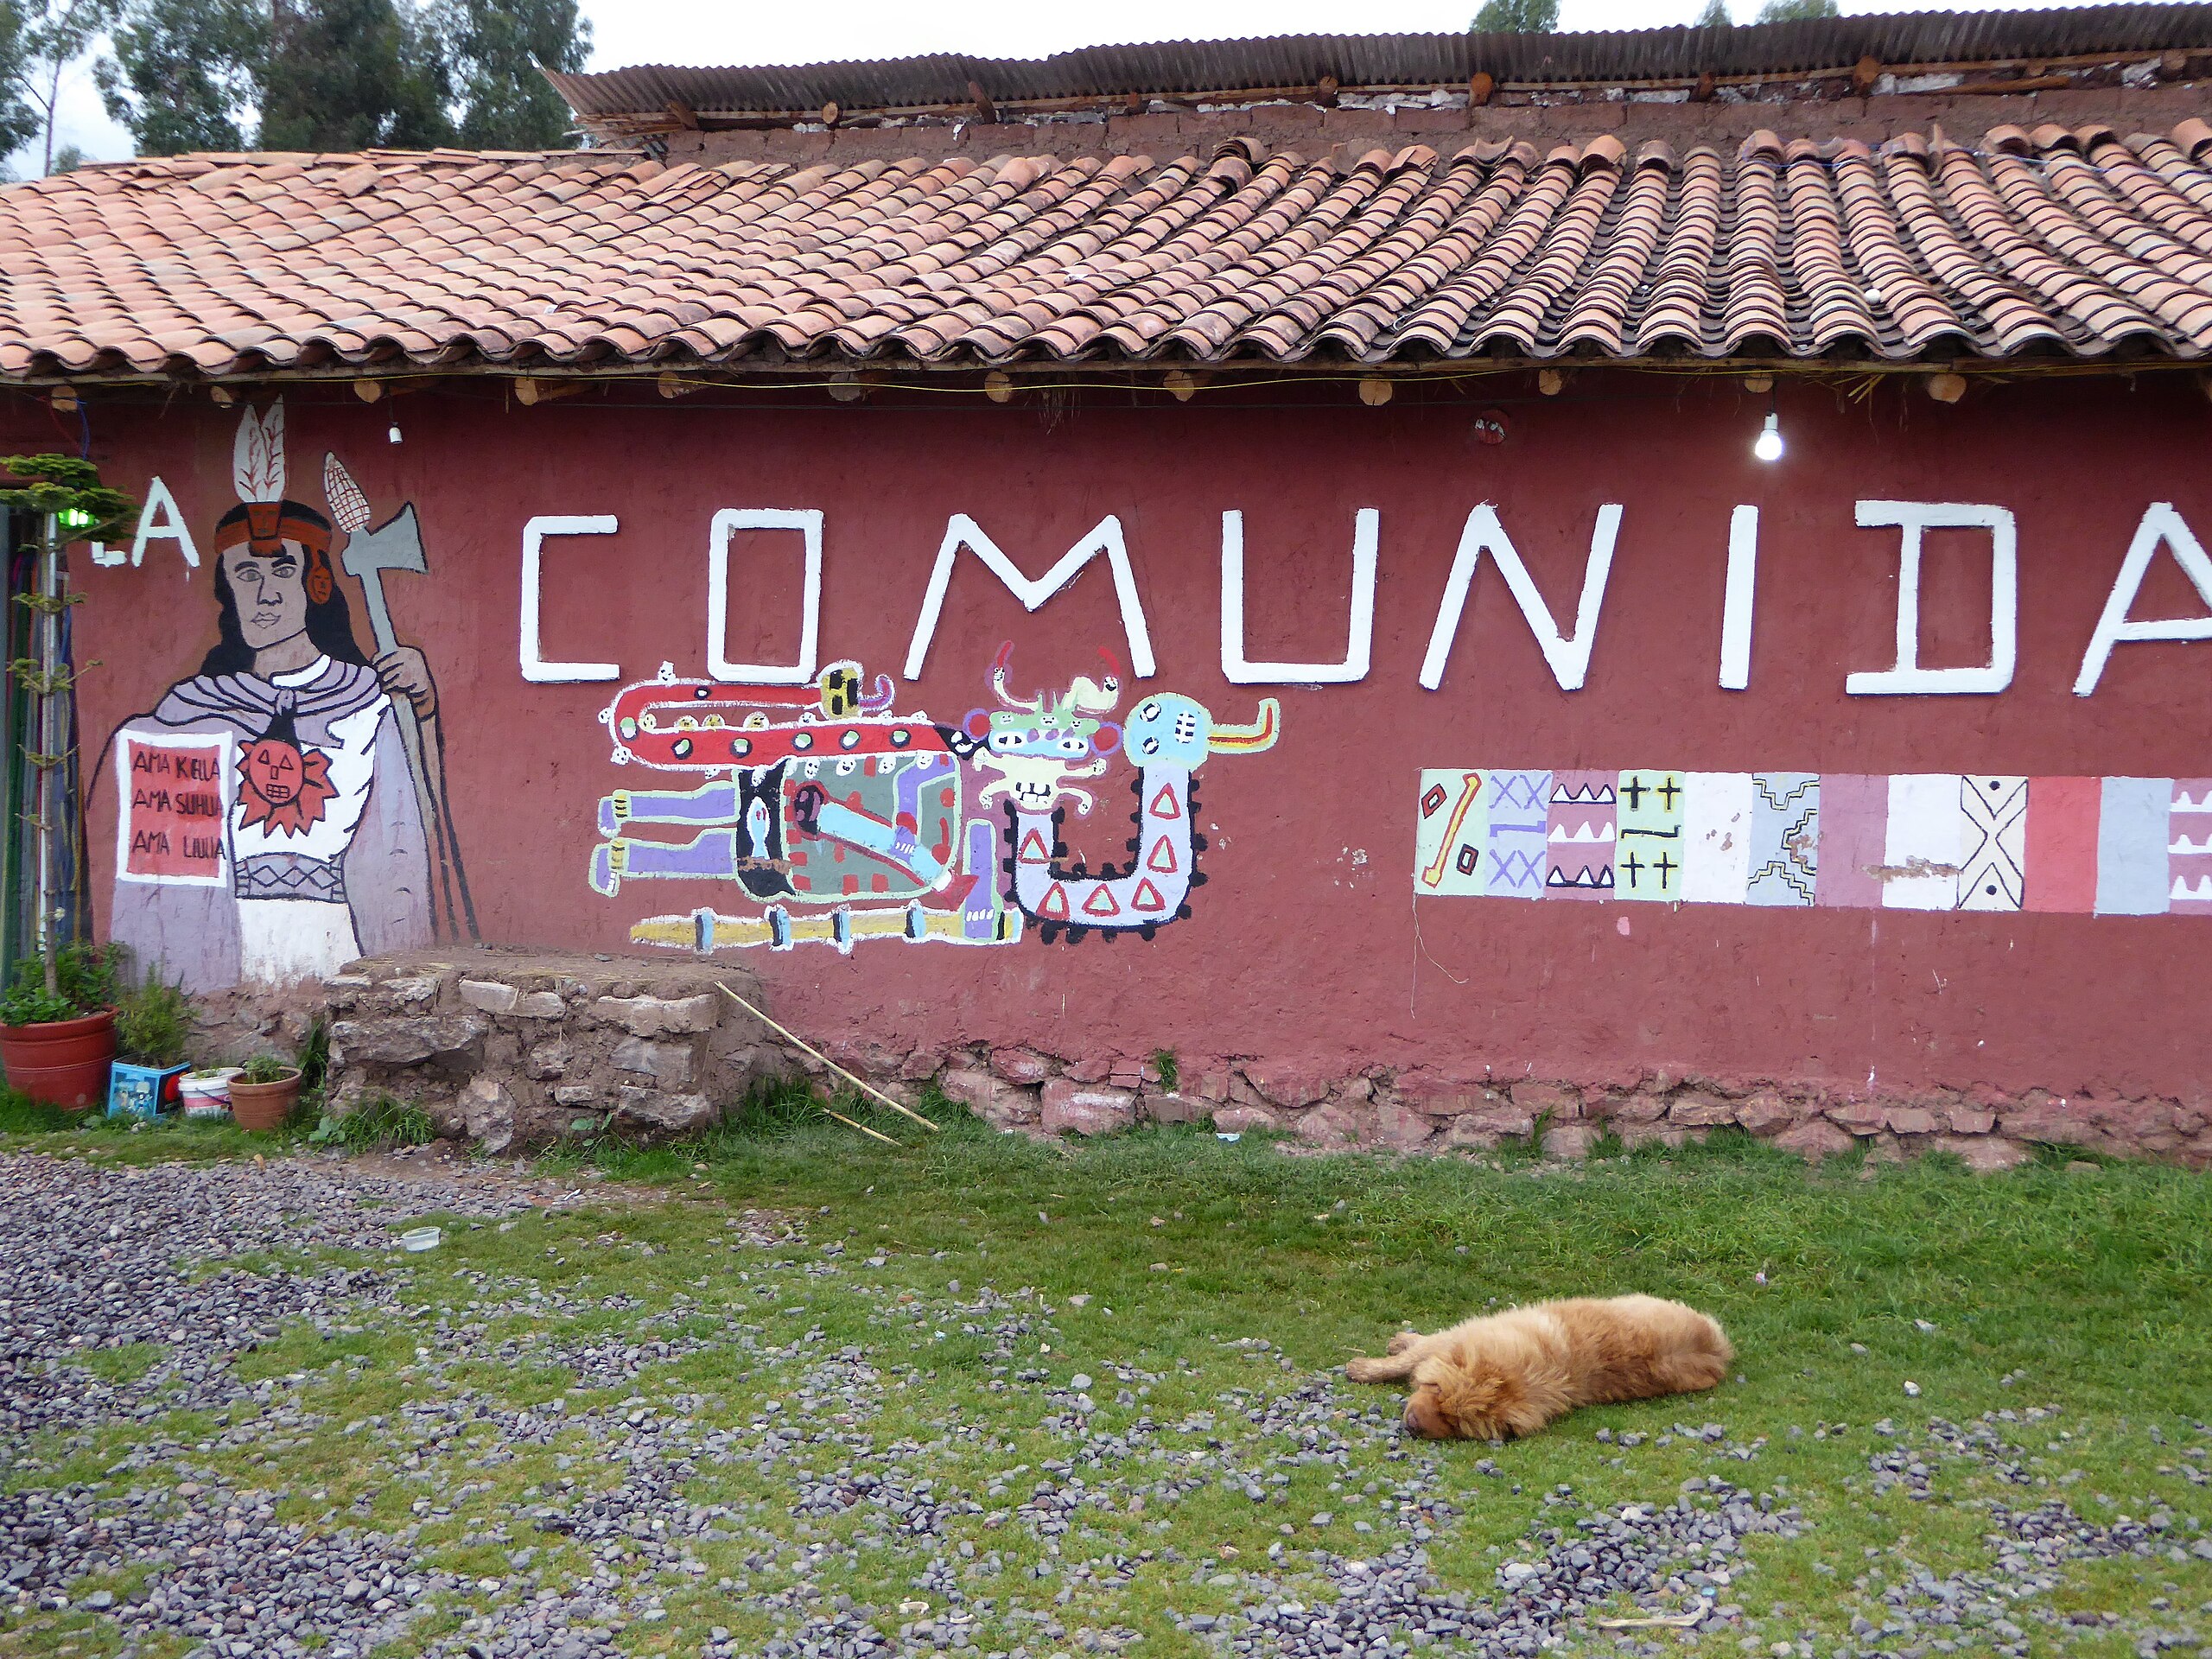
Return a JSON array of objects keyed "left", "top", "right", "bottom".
[{"left": 1414, "top": 767, "right": 2209, "bottom": 918}]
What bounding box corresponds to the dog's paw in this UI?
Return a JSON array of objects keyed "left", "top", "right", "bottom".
[
  {"left": 1386, "top": 1331, "right": 1421, "bottom": 1356},
  {"left": 1344, "top": 1356, "right": 1395, "bottom": 1383}
]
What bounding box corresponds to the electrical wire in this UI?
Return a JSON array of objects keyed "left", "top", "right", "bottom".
[{"left": 10, "top": 346, "right": 2205, "bottom": 418}]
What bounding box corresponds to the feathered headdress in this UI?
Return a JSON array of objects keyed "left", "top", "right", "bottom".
[
  {"left": 214, "top": 398, "right": 334, "bottom": 600},
  {"left": 232, "top": 399, "right": 286, "bottom": 504}
]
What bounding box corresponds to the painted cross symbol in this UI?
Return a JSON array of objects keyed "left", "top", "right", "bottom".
[
  {"left": 1622, "top": 777, "right": 1647, "bottom": 810},
  {"left": 1622, "top": 850, "right": 1644, "bottom": 887},
  {"left": 1655, "top": 851, "right": 1678, "bottom": 884},
  {"left": 1656, "top": 777, "right": 1682, "bottom": 810}
]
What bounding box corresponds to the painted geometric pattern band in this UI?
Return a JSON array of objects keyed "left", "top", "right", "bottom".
[
  {"left": 1414, "top": 770, "right": 2212, "bottom": 916},
  {"left": 234, "top": 852, "right": 346, "bottom": 905}
]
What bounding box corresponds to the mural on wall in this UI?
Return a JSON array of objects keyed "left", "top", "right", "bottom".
[
  {"left": 594, "top": 645, "right": 1280, "bottom": 950},
  {"left": 1415, "top": 769, "right": 2212, "bottom": 917},
  {"left": 100, "top": 400, "right": 469, "bottom": 991}
]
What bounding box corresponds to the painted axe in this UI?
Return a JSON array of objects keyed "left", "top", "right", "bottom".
[
  {"left": 338, "top": 502, "right": 424, "bottom": 658},
  {"left": 324, "top": 453, "right": 472, "bottom": 937}
]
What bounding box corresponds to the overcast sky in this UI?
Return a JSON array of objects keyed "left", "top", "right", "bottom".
[{"left": 13, "top": 0, "right": 2089, "bottom": 175}]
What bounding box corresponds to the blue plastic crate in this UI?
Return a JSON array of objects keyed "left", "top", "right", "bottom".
[{"left": 107, "top": 1062, "right": 188, "bottom": 1120}]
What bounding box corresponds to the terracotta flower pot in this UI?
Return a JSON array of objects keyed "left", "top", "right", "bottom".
[
  {"left": 226, "top": 1069, "right": 302, "bottom": 1133},
  {"left": 0, "top": 1008, "right": 118, "bottom": 1109}
]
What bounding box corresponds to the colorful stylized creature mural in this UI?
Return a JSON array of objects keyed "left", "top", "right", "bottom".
[
  {"left": 100, "top": 400, "right": 470, "bottom": 990},
  {"left": 594, "top": 645, "right": 1280, "bottom": 951}
]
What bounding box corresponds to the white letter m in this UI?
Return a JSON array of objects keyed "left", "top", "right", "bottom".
[{"left": 905, "top": 513, "right": 1155, "bottom": 681}]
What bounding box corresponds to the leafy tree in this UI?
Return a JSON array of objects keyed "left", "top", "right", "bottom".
[
  {"left": 0, "top": 3, "right": 40, "bottom": 161},
  {"left": 258, "top": 0, "right": 452, "bottom": 151},
  {"left": 1471, "top": 0, "right": 1559, "bottom": 32},
  {"left": 1695, "top": 0, "right": 1732, "bottom": 24},
  {"left": 97, "top": 0, "right": 265, "bottom": 156},
  {"left": 1757, "top": 0, "right": 1839, "bottom": 19},
  {"left": 3, "top": 0, "right": 115, "bottom": 174},
  {"left": 385, "top": 3, "right": 452, "bottom": 146},
  {"left": 431, "top": 0, "right": 588, "bottom": 149},
  {"left": 101, "top": 0, "right": 594, "bottom": 160}
]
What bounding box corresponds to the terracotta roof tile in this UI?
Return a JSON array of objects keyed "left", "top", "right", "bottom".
[{"left": 10, "top": 133, "right": 2212, "bottom": 379}]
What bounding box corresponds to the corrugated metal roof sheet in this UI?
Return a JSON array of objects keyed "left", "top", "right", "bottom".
[{"left": 549, "top": 4, "right": 2212, "bottom": 118}]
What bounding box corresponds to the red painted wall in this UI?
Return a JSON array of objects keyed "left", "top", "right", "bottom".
[{"left": 36, "top": 371, "right": 2212, "bottom": 1104}]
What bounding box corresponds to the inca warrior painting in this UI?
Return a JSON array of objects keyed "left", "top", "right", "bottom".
[{"left": 100, "top": 400, "right": 473, "bottom": 989}]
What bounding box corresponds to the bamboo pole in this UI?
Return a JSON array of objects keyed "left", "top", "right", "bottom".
[
  {"left": 1592, "top": 1599, "right": 1712, "bottom": 1630},
  {"left": 33, "top": 516, "right": 58, "bottom": 995},
  {"left": 821, "top": 1106, "right": 901, "bottom": 1147},
  {"left": 715, "top": 982, "right": 943, "bottom": 1134}
]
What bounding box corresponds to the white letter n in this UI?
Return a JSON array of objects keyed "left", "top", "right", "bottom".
[{"left": 1419, "top": 502, "right": 1622, "bottom": 691}]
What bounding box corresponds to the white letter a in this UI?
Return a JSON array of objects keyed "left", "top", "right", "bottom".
[{"left": 2075, "top": 502, "right": 2212, "bottom": 695}]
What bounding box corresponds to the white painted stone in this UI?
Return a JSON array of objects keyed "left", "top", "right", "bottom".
[
  {"left": 612, "top": 1036, "right": 695, "bottom": 1087},
  {"left": 457, "top": 978, "right": 518, "bottom": 1014},
  {"left": 594, "top": 993, "right": 716, "bottom": 1036}
]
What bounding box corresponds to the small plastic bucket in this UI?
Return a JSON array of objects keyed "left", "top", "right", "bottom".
[{"left": 180, "top": 1067, "right": 242, "bottom": 1120}]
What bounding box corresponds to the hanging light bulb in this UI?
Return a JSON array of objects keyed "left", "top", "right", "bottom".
[
  {"left": 387, "top": 418, "right": 403, "bottom": 444},
  {"left": 1752, "top": 409, "right": 1783, "bottom": 462}
]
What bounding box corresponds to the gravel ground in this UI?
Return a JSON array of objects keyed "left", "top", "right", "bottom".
[
  {"left": 1, "top": 1151, "right": 576, "bottom": 1445},
  {"left": 3, "top": 1151, "right": 2205, "bottom": 1659},
  {"left": 0, "top": 1151, "right": 581, "bottom": 1656}
]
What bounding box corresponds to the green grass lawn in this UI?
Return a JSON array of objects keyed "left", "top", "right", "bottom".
[{"left": 4, "top": 1096, "right": 2209, "bottom": 1658}]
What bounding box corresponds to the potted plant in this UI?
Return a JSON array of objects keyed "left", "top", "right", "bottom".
[
  {"left": 227, "top": 1052, "right": 303, "bottom": 1132},
  {"left": 107, "top": 964, "right": 194, "bottom": 1118},
  {"left": 0, "top": 455, "right": 134, "bottom": 1108},
  {"left": 0, "top": 941, "right": 123, "bottom": 1108}
]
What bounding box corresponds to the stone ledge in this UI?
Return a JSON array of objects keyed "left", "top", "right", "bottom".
[
  {"left": 168, "top": 963, "right": 2212, "bottom": 1168},
  {"left": 891, "top": 1044, "right": 2211, "bottom": 1169},
  {"left": 321, "top": 948, "right": 790, "bottom": 1152}
]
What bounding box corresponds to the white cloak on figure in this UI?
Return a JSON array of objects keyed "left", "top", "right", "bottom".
[{"left": 106, "top": 656, "right": 433, "bottom": 991}]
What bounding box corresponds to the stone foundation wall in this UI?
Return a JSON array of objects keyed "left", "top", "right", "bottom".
[
  {"left": 316, "top": 950, "right": 794, "bottom": 1153},
  {"left": 193, "top": 964, "right": 2210, "bottom": 1166},
  {"left": 809, "top": 1039, "right": 2212, "bottom": 1169},
  {"left": 186, "top": 980, "right": 333, "bottom": 1069}
]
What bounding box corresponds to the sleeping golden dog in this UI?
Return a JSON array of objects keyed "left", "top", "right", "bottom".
[{"left": 1345, "top": 1294, "right": 1733, "bottom": 1440}]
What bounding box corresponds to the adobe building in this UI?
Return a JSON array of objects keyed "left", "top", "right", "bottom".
[{"left": 4, "top": 5, "right": 2212, "bottom": 1163}]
